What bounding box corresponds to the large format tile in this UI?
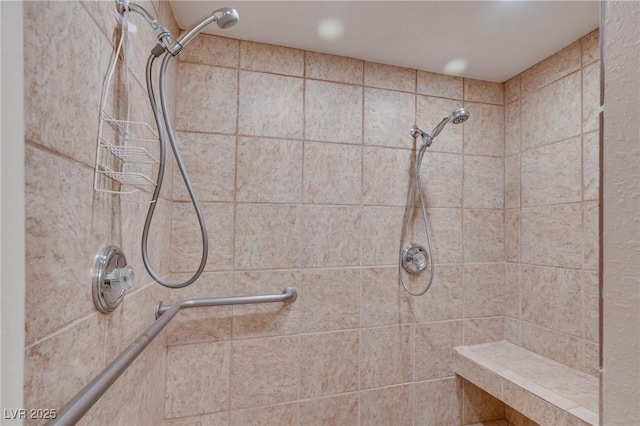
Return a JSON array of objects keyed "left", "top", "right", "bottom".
[
  {"left": 303, "top": 142, "right": 362, "bottom": 204},
  {"left": 505, "top": 154, "right": 521, "bottom": 209},
  {"left": 175, "top": 63, "right": 237, "bottom": 134},
  {"left": 505, "top": 209, "right": 521, "bottom": 263},
  {"left": 229, "top": 403, "right": 297, "bottom": 426},
  {"left": 407, "top": 264, "right": 464, "bottom": 323},
  {"left": 464, "top": 263, "right": 505, "bottom": 318},
  {"left": 364, "top": 88, "right": 416, "bottom": 148},
  {"left": 236, "top": 137, "right": 303, "bottom": 203},
  {"left": 305, "top": 51, "right": 363, "bottom": 85},
  {"left": 464, "top": 79, "right": 504, "bottom": 105},
  {"left": 238, "top": 71, "right": 304, "bottom": 138},
  {"left": 165, "top": 341, "right": 230, "bottom": 419},
  {"left": 417, "top": 71, "right": 463, "bottom": 99},
  {"left": 416, "top": 95, "right": 465, "bottom": 153},
  {"left": 583, "top": 131, "right": 600, "bottom": 201},
  {"left": 464, "top": 156, "right": 504, "bottom": 209},
  {"left": 415, "top": 321, "right": 463, "bottom": 380},
  {"left": 420, "top": 152, "right": 464, "bottom": 208},
  {"left": 581, "top": 29, "right": 600, "bottom": 66},
  {"left": 361, "top": 206, "right": 405, "bottom": 266},
  {"left": 361, "top": 267, "right": 410, "bottom": 327},
  {"left": 360, "top": 385, "right": 413, "bottom": 426},
  {"left": 305, "top": 80, "right": 363, "bottom": 144},
  {"left": 520, "top": 322, "right": 583, "bottom": 370},
  {"left": 298, "top": 394, "right": 359, "bottom": 426},
  {"left": 299, "top": 331, "right": 359, "bottom": 398},
  {"left": 582, "top": 61, "right": 601, "bottom": 134},
  {"left": 521, "top": 41, "right": 581, "bottom": 96},
  {"left": 521, "top": 204, "right": 583, "bottom": 268},
  {"left": 234, "top": 204, "right": 300, "bottom": 270},
  {"left": 363, "top": 147, "right": 412, "bottom": 206},
  {"left": 364, "top": 61, "right": 416, "bottom": 92},
  {"left": 505, "top": 100, "right": 522, "bottom": 156},
  {"left": 230, "top": 336, "right": 299, "bottom": 409},
  {"left": 521, "top": 137, "right": 582, "bottom": 207},
  {"left": 414, "top": 378, "right": 462, "bottom": 426},
  {"left": 463, "top": 102, "right": 504, "bottom": 157},
  {"left": 239, "top": 40, "right": 304, "bottom": 76},
  {"left": 178, "top": 34, "right": 239, "bottom": 68},
  {"left": 521, "top": 72, "right": 581, "bottom": 151},
  {"left": 505, "top": 75, "right": 520, "bottom": 104},
  {"left": 360, "top": 325, "right": 414, "bottom": 388},
  {"left": 463, "top": 209, "right": 504, "bottom": 263}
]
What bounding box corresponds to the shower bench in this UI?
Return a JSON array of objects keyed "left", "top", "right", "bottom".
[{"left": 454, "top": 341, "right": 598, "bottom": 426}]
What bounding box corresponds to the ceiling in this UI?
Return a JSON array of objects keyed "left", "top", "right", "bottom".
[{"left": 169, "top": 1, "right": 599, "bottom": 83}]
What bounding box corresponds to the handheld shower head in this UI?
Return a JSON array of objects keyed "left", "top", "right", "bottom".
[
  {"left": 411, "top": 107, "right": 470, "bottom": 146},
  {"left": 173, "top": 7, "right": 239, "bottom": 54}
]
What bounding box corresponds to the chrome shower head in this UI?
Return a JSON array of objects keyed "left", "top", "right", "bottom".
[
  {"left": 450, "top": 107, "right": 470, "bottom": 124},
  {"left": 174, "top": 7, "right": 239, "bottom": 53}
]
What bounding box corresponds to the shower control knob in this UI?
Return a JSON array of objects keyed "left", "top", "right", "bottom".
[
  {"left": 106, "top": 266, "right": 135, "bottom": 292},
  {"left": 401, "top": 244, "right": 429, "bottom": 274}
]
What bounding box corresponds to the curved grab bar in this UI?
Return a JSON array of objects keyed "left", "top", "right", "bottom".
[{"left": 48, "top": 287, "right": 297, "bottom": 426}]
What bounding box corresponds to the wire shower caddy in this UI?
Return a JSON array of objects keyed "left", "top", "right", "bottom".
[{"left": 94, "top": 10, "right": 159, "bottom": 202}]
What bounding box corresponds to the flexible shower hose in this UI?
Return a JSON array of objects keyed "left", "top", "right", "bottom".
[
  {"left": 141, "top": 51, "right": 208, "bottom": 288},
  {"left": 399, "top": 143, "right": 435, "bottom": 296}
]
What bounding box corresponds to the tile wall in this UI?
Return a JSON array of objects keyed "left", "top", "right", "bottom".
[
  {"left": 503, "top": 29, "right": 600, "bottom": 375},
  {"left": 22, "top": 1, "right": 178, "bottom": 424},
  {"left": 163, "top": 35, "right": 506, "bottom": 424}
]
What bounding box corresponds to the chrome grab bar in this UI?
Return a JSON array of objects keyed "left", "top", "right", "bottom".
[{"left": 49, "top": 287, "right": 297, "bottom": 426}]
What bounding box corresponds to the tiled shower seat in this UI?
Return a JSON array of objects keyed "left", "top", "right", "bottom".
[{"left": 455, "top": 341, "right": 598, "bottom": 426}]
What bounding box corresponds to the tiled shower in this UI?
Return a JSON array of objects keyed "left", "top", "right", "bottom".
[{"left": 22, "top": 1, "right": 599, "bottom": 425}]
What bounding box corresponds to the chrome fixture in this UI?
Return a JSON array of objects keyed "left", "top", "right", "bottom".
[
  {"left": 400, "top": 108, "right": 470, "bottom": 296},
  {"left": 115, "top": 1, "right": 238, "bottom": 288},
  {"left": 93, "top": 245, "right": 134, "bottom": 313},
  {"left": 50, "top": 287, "right": 296, "bottom": 425}
]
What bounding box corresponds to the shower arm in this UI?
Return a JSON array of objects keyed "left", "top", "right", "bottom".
[{"left": 115, "top": 0, "right": 178, "bottom": 55}]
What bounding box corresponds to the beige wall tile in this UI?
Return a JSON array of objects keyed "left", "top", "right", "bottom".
[
  {"left": 421, "top": 152, "right": 464, "bottom": 208},
  {"left": 303, "top": 142, "right": 362, "bottom": 204},
  {"left": 417, "top": 95, "right": 465, "bottom": 153},
  {"left": 463, "top": 209, "right": 504, "bottom": 263},
  {"left": 178, "top": 34, "right": 239, "bottom": 68},
  {"left": 463, "top": 102, "right": 505, "bottom": 157},
  {"left": 464, "top": 263, "right": 505, "bottom": 318},
  {"left": 300, "top": 268, "right": 360, "bottom": 333},
  {"left": 361, "top": 267, "right": 408, "bottom": 327},
  {"left": 171, "top": 202, "right": 234, "bottom": 272},
  {"left": 361, "top": 206, "right": 405, "bottom": 266},
  {"left": 24, "top": 315, "right": 106, "bottom": 419},
  {"left": 415, "top": 321, "right": 462, "bottom": 380},
  {"left": 360, "top": 325, "right": 413, "bottom": 388},
  {"left": 412, "top": 208, "right": 463, "bottom": 264},
  {"left": 175, "top": 63, "right": 237, "bottom": 134},
  {"left": 25, "top": 146, "right": 105, "bottom": 344},
  {"left": 414, "top": 378, "right": 462, "bottom": 426},
  {"left": 305, "top": 51, "right": 363, "bottom": 85},
  {"left": 235, "top": 203, "right": 300, "bottom": 270},
  {"left": 305, "top": 80, "right": 363, "bottom": 143},
  {"left": 505, "top": 317, "right": 521, "bottom": 345},
  {"left": 505, "top": 154, "right": 521, "bottom": 209},
  {"left": 464, "top": 79, "right": 504, "bottom": 105},
  {"left": 505, "top": 76, "right": 521, "bottom": 103},
  {"left": 464, "top": 317, "right": 505, "bottom": 345},
  {"left": 582, "top": 61, "right": 601, "bottom": 133},
  {"left": 364, "top": 88, "right": 416, "bottom": 148},
  {"left": 233, "top": 270, "right": 300, "bottom": 338},
  {"left": 165, "top": 272, "right": 233, "bottom": 346},
  {"left": 173, "top": 132, "right": 235, "bottom": 202},
  {"left": 521, "top": 41, "right": 581, "bottom": 96},
  {"left": 360, "top": 385, "right": 413, "bottom": 426},
  {"left": 521, "top": 204, "right": 583, "bottom": 268},
  {"left": 521, "top": 266, "right": 583, "bottom": 337},
  {"left": 583, "top": 131, "right": 600, "bottom": 201},
  {"left": 521, "top": 72, "right": 582, "bottom": 150},
  {"left": 417, "top": 71, "right": 463, "bottom": 100},
  {"left": 504, "top": 263, "right": 521, "bottom": 318},
  {"left": 363, "top": 147, "right": 412, "bottom": 205},
  {"left": 505, "top": 100, "right": 522, "bottom": 156},
  {"left": 521, "top": 137, "right": 582, "bottom": 207},
  {"left": 300, "top": 205, "right": 361, "bottom": 267},
  {"left": 298, "top": 394, "right": 359, "bottom": 426},
  {"left": 240, "top": 41, "right": 304, "bottom": 76},
  {"left": 583, "top": 201, "right": 599, "bottom": 271},
  {"left": 238, "top": 71, "right": 303, "bottom": 138},
  {"left": 583, "top": 270, "right": 599, "bottom": 343},
  {"left": 300, "top": 331, "right": 359, "bottom": 398},
  {"left": 464, "top": 156, "right": 504, "bottom": 209},
  {"left": 166, "top": 412, "right": 228, "bottom": 426},
  {"left": 236, "top": 137, "right": 302, "bottom": 203},
  {"left": 230, "top": 336, "right": 299, "bottom": 409},
  {"left": 364, "top": 62, "right": 416, "bottom": 92},
  {"left": 520, "top": 322, "right": 583, "bottom": 370},
  {"left": 584, "top": 342, "right": 599, "bottom": 377},
  {"left": 24, "top": 2, "right": 111, "bottom": 167},
  {"left": 408, "top": 264, "right": 464, "bottom": 323},
  {"left": 462, "top": 379, "right": 505, "bottom": 425},
  {"left": 581, "top": 29, "right": 600, "bottom": 66},
  {"left": 505, "top": 209, "right": 521, "bottom": 263},
  {"left": 165, "top": 341, "right": 230, "bottom": 418},
  {"left": 229, "top": 403, "right": 297, "bottom": 426}
]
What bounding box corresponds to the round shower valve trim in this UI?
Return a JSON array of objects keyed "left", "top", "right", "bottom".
[
  {"left": 402, "top": 244, "right": 429, "bottom": 274},
  {"left": 93, "top": 245, "right": 134, "bottom": 313}
]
